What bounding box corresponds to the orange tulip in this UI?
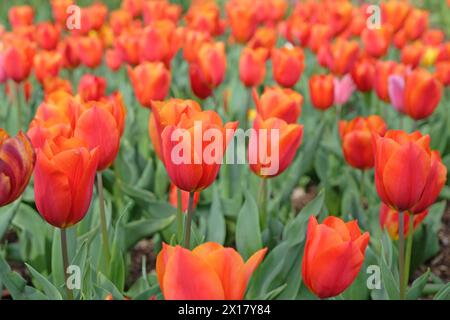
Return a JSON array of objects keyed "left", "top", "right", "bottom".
[
  {"left": 379, "top": 203, "right": 428, "bottom": 240},
  {"left": 403, "top": 69, "right": 442, "bottom": 120},
  {"left": 350, "top": 57, "right": 375, "bottom": 92},
  {"left": 373, "top": 60, "right": 406, "bottom": 102},
  {"left": 36, "top": 22, "right": 60, "bottom": 51},
  {"left": 249, "top": 115, "right": 303, "bottom": 178},
  {"left": 239, "top": 47, "right": 268, "bottom": 88},
  {"left": 309, "top": 74, "right": 335, "bottom": 111},
  {"left": 381, "top": 0, "right": 410, "bottom": 32},
  {"left": 181, "top": 29, "right": 210, "bottom": 63},
  {"left": 318, "top": 38, "right": 359, "bottom": 76},
  {"left": 422, "top": 29, "right": 445, "bottom": 47},
  {"left": 0, "top": 129, "right": 35, "bottom": 207},
  {"left": 78, "top": 74, "right": 107, "bottom": 102},
  {"left": 50, "top": 0, "right": 73, "bottom": 26},
  {"left": 253, "top": 87, "right": 302, "bottom": 124},
  {"left": 435, "top": 61, "right": 450, "bottom": 86},
  {"left": 43, "top": 77, "right": 73, "bottom": 97},
  {"left": 3, "top": 40, "right": 35, "bottom": 83},
  {"left": 226, "top": 0, "right": 258, "bottom": 43},
  {"left": 114, "top": 31, "right": 141, "bottom": 66},
  {"left": 339, "top": 116, "right": 387, "bottom": 170},
  {"left": 302, "top": 216, "right": 370, "bottom": 299},
  {"left": 156, "top": 242, "right": 267, "bottom": 300},
  {"left": 8, "top": 6, "right": 34, "bottom": 29},
  {"left": 105, "top": 49, "right": 122, "bottom": 72},
  {"left": 33, "top": 51, "right": 63, "bottom": 84},
  {"left": 185, "top": 2, "right": 224, "bottom": 37},
  {"left": 307, "top": 24, "right": 332, "bottom": 54},
  {"left": 169, "top": 184, "right": 200, "bottom": 212},
  {"left": 373, "top": 130, "right": 447, "bottom": 214},
  {"left": 361, "top": 26, "right": 392, "bottom": 58},
  {"left": 401, "top": 42, "right": 424, "bottom": 68},
  {"left": 78, "top": 35, "right": 104, "bottom": 68},
  {"left": 34, "top": 136, "right": 99, "bottom": 228},
  {"left": 160, "top": 109, "right": 237, "bottom": 192},
  {"left": 283, "top": 16, "right": 310, "bottom": 47},
  {"left": 248, "top": 27, "right": 277, "bottom": 50},
  {"left": 128, "top": 62, "right": 171, "bottom": 108},
  {"left": 74, "top": 95, "right": 126, "bottom": 171},
  {"left": 149, "top": 99, "right": 202, "bottom": 161},
  {"left": 404, "top": 9, "right": 428, "bottom": 41},
  {"left": 121, "top": 0, "right": 144, "bottom": 18},
  {"left": 197, "top": 41, "right": 227, "bottom": 88},
  {"left": 109, "top": 9, "right": 133, "bottom": 36},
  {"left": 58, "top": 36, "right": 81, "bottom": 69},
  {"left": 143, "top": 0, "right": 181, "bottom": 25},
  {"left": 272, "top": 46, "right": 304, "bottom": 88}
]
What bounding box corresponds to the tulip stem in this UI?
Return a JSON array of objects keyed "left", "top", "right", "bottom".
[
  {"left": 176, "top": 188, "right": 183, "bottom": 243},
  {"left": 360, "top": 170, "right": 365, "bottom": 208},
  {"left": 398, "top": 211, "right": 406, "bottom": 300},
  {"left": 259, "top": 178, "right": 268, "bottom": 230},
  {"left": 183, "top": 192, "right": 195, "bottom": 249},
  {"left": 60, "top": 228, "right": 74, "bottom": 300},
  {"left": 404, "top": 213, "right": 414, "bottom": 290},
  {"left": 97, "top": 172, "right": 111, "bottom": 271},
  {"left": 15, "top": 82, "right": 22, "bottom": 130}
]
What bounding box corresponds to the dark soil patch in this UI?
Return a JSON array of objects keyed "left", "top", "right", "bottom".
[
  {"left": 126, "top": 239, "right": 156, "bottom": 289},
  {"left": 291, "top": 185, "right": 318, "bottom": 214}
]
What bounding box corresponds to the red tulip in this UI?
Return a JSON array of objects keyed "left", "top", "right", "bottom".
[
  {"left": 435, "top": 61, "right": 450, "bottom": 86},
  {"left": 3, "top": 40, "right": 35, "bottom": 83},
  {"left": 379, "top": 203, "right": 428, "bottom": 240},
  {"left": 169, "top": 184, "right": 200, "bottom": 212},
  {"left": 309, "top": 74, "right": 335, "bottom": 111},
  {"left": 272, "top": 46, "right": 304, "bottom": 88},
  {"left": 239, "top": 47, "right": 268, "bottom": 88},
  {"left": 78, "top": 35, "right": 104, "bottom": 68},
  {"left": 362, "top": 26, "right": 392, "bottom": 58},
  {"left": 253, "top": 87, "right": 302, "bottom": 124},
  {"left": 36, "top": 22, "right": 60, "bottom": 50},
  {"left": 8, "top": 6, "right": 34, "bottom": 29},
  {"left": 33, "top": 50, "right": 63, "bottom": 84},
  {"left": 50, "top": 0, "right": 73, "bottom": 26},
  {"left": 302, "top": 216, "right": 370, "bottom": 298},
  {"left": 404, "top": 9, "right": 428, "bottom": 41},
  {"left": 318, "top": 38, "right": 359, "bottom": 76},
  {"left": 373, "top": 60, "right": 406, "bottom": 102},
  {"left": 78, "top": 74, "right": 107, "bottom": 102},
  {"left": 351, "top": 57, "right": 375, "bottom": 92},
  {"left": 226, "top": 0, "right": 258, "bottom": 43}
]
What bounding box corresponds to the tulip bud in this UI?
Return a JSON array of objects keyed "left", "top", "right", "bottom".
[
  {"left": 78, "top": 74, "right": 107, "bottom": 102},
  {"left": 3, "top": 41, "right": 35, "bottom": 83},
  {"left": 78, "top": 35, "right": 104, "bottom": 69},
  {"left": 33, "top": 50, "right": 63, "bottom": 84},
  {"left": 36, "top": 22, "right": 60, "bottom": 50},
  {"left": 309, "top": 74, "right": 335, "bottom": 111},
  {"left": 239, "top": 47, "right": 268, "bottom": 88},
  {"left": 379, "top": 203, "right": 428, "bottom": 240},
  {"left": 272, "top": 46, "right": 304, "bottom": 88},
  {"left": 351, "top": 57, "right": 375, "bottom": 92},
  {"left": 8, "top": 6, "right": 34, "bottom": 29}
]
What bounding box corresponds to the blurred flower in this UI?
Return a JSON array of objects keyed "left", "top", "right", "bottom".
[
  {"left": 43, "top": 77, "right": 73, "bottom": 97},
  {"left": 249, "top": 115, "right": 303, "bottom": 178},
  {"left": 78, "top": 74, "right": 107, "bottom": 102},
  {"left": 33, "top": 50, "right": 63, "bottom": 83},
  {"left": 185, "top": 2, "right": 224, "bottom": 37},
  {"left": 362, "top": 26, "right": 392, "bottom": 58},
  {"left": 435, "top": 61, "right": 450, "bottom": 86},
  {"left": 379, "top": 203, "right": 428, "bottom": 240},
  {"left": 58, "top": 36, "right": 81, "bottom": 69},
  {"left": 78, "top": 35, "right": 104, "bottom": 68},
  {"left": 105, "top": 49, "right": 122, "bottom": 72},
  {"left": 169, "top": 184, "right": 200, "bottom": 212},
  {"left": 253, "top": 87, "right": 302, "bottom": 124},
  {"left": 307, "top": 24, "right": 332, "bottom": 53},
  {"left": 121, "top": 0, "right": 144, "bottom": 18},
  {"left": 282, "top": 16, "right": 310, "bottom": 47},
  {"left": 318, "top": 38, "right": 359, "bottom": 76},
  {"left": 272, "top": 46, "right": 304, "bottom": 88},
  {"left": 36, "top": 22, "right": 60, "bottom": 51},
  {"left": 373, "top": 130, "right": 447, "bottom": 214},
  {"left": 422, "top": 29, "right": 445, "bottom": 47},
  {"left": 309, "top": 74, "right": 335, "bottom": 111},
  {"left": 156, "top": 242, "right": 267, "bottom": 300},
  {"left": 0, "top": 129, "right": 35, "bottom": 207},
  {"left": 351, "top": 57, "right": 375, "bottom": 92},
  {"left": 339, "top": 116, "right": 387, "bottom": 170},
  {"left": 8, "top": 5, "right": 34, "bottom": 29},
  {"left": 3, "top": 40, "right": 35, "bottom": 83},
  {"left": 302, "top": 216, "right": 370, "bottom": 299},
  {"left": 387, "top": 74, "right": 405, "bottom": 114},
  {"left": 403, "top": 9, "right": 428, "bottom": 41},
  {"left": 381, "top": 0, "right": 410, "bottom": 32},
  {"left": 421, "top": 46, "right": 440, "bottom": 67},
  {"left": 401, "top": 42, "right": 424, "bottom": 68},
  {"left": 143, "top": 0, "right": 181, "bottom": 25},
  {"left": 34, "top": 136, "right": 99, "bottom": 228},
  {"left": 128, "top": 62, "right": 171, "bottom": 107},
  {"left": 226, "top": 0, "right": 258, "bottom": 43},
  {"left": 239, "top": 47, "right": 268, "bottom": 88},
  {"left": 114, "top": 30, "right": 141, "bottom": 66},
  {"left": 374, "top": 60, "right": 406, "bottom": 102},
  {"left": 181, "top": 29, "right": 210, "bottom": 63},
  {"left": 50, "top": 0, "right": 73, "bottom": 26},
  {"left": 248, "top": 27, "right": 277, "bottom": 50},
  {"left": 334, "top": 74, "right": 355, "bottom": 105}
]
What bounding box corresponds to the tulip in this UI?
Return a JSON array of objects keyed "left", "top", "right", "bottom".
[
  {"left": 381, "top": 0, "right": 410, "bottom": 32},
  {"left": 121, "top": 0, "right": 144, "bottom": 18},
  {"left": 307, "top": 24, "right": 332, "bottom": 54},
  {"left": 422, "top": 29, "right": 445, "bottom": 47},
  {"left": 109, "top": 9, "right": 133, "bottom": 36},
  {"left": 403, "top": 69, "right": 442, "bottom": 120},
  {"left": 387, "top": 74, "right": 406, "bottom": 114},
  {"left": 226, "top": 0, "right": 258, "bottom": 43},
  {"left": 435, "top": 61, "right": 450, "bottom": 86},
  {"left": 3, "top": 41, "right": 35, "bottom": 83},
  {"left": 0, "top": 129, "right": 35, "bottom": 207},
  {"left": 283, "top": 16, "right": 310, "bottom": 47},
  {"left": 373, "top": 130, "right": 447, "bottom": 214},
  {"left": 379, "top": 203, "right": 428, "bottom": 240},
  {"left": 351, "top": 57, "right": 375, "bottom": 92},
  {"left": 114, "top": 31, "right": 141, "bottom": 66},
  {"left": 128, "top": 62, "right": 171, "bottom": 108},
  {"left": 309, "top": 74, "right": 334, "bottom": 111},
  {"left": 373, "top": 60, "right": 406, "bottom": 102},
  {"left": 78, "top": 35, "right": 104, "bottom": 68},
  {"left": 272, "top": 46, "right": 304, "bottom": 88},
  {"left": 105, "top": 49, "right": 122, "bottom": 72},
  {"left": 160, "top": 110, "right": 237, "bottom": 192},
  {"left": 339, "top": 116, "right": 387, "bottom": 170},
  {"left": 169, "top": 184, "right": 200, "bottom": 212},
  {"left": 196, "top": 41, "right": 227, "bottom": 89},
  {"left": 248, "top": 27, "right": 277, "bottom": 50},
  {"left": 156, "top": 242, "right": 267, "bottom": 300},
  {"left": 34, "top": 136, "right": 99, "bottom": 228},
  {"left": 33, "top": 51, "right": 63, "bottom": 84},
  {"left": 51, "top": 0, "right": 73, "bottom": 26},
  {"left": 143, "top": 0, "right": 181, "bottom": 25},
  {"left": 362, "top": 26, "right": 392, "bottom": 58},
  {"left": 302, "top": 216, "right": 370, "bottom": 299},
  {"left": 239, "top": 47, "right": 268, "bottom": 88},
  {"left": 249, "top": 115, "right": 303, "bottom": 178},
  {"left": 36, "top": 22, "right": 60, "bottom": 50},
  {"left": 253, "top": 87, "right": 302, "bottom": 124},
  {"left": 185, "top": 2, "right": 224, "bottom": 37},
  {"left": 334, "top": 74, "right": 356, "bottom": 106},
  {"left": 189, "top": 63, "right": 213, "bottom": 100},
  {"left": 43, "top": 77, "right": 73, "bottom": 97},
  {"left": 401, "top": 42, "right": 424, "bottom": 69},
  {"left": 8, "top": 6, "right": 34, "bottom": 29},
  {"left": 404, "top": 9, "right": 428, "bottom": 41},
  {"left": 58, "top": 36, "right": 81, "bottom": 69},
  {"left": 149, "top": 99, "right": 202, "bottom": 161},
  {"left": 318, "top": 38, "right": 359, "bottom": 76},
  {"left": 78, "top": 74, "right": 107, "bottom": 102},
  {"left": 182, "top": 29, "right": 210, "bottom": 63}
]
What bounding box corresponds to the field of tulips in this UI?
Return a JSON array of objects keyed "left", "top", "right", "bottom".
[{"left": 0, "top": 0, "right": 450, "bottom": 303}]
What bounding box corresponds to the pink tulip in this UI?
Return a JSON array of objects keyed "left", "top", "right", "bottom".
[{"left": 334, "top": 74, "right": 355, "bottom": 105}]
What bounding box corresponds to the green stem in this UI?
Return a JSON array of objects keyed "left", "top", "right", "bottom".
[
  {"left": 15, "top": 82, "right": 22, "bottom": 130},
  {"left": 404, "top": 213, "right": 414, "bottom": 289},
  {"left": 398, "top": 211, "right": 406, "bottom": 300},
  {"left": 244, "top": 87, "right": 252, "bottom": 131},
  {"left": 360, "top": 170, "right": 365, "bottom": 207},
  {"left": 258, "top": 178, "right": 268, "bottom": 229},
  {"left": 97, "top": 172, "right": 111, "bottom": 271},
  {"left": 60, "top": 228, "right": 74, "bottom": 300},
  {"left": 176, "top": 188, "right": 183, "bottom": 243},
  {"left": 183, "top": 192, "right": 195, "bottom": 249}
]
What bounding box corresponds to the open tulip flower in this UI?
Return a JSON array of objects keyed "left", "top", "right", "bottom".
[
  {"left": 302, "top": 216, "right": 370, "bottom": 299},
  {"left": 156, "top": 242, "right": 267, "bottom": 300},
  {"left": 253, "top": 86, "right": 302, "bottom": 124}
]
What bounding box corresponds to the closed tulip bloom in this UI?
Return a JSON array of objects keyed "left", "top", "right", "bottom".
[
  {"left": 362, "top": 26, "right": 392, "bottom": 58},
  {"left": 253, "top": 87, "right": 302, "bottom": 124},
  {"left": 309, "top": 74, "right": 334, "bottom": 111},
  {"left": 78, "top": 35, "right": 103, "bottom": 68},
  {"left": 128, "top": 62, "right": 171, "bottom": 108},
  {"left": 3, "top": 41, "right": 35, "bottom": 83},
  {"left": 302, "top": 216, "right": 370, "bottom": 299},
  {"left": 239, "top": 47, "right": 268, "bottom": 88},
  {"left": 249, "top": 115, "right": 303, "bottom": 178},
  {"left": 435, "top": 61, "right": 450, "bottom": 86},
  {"left": 58, "top": 36, "right": 81, "bottom": 69},
  {"left": 182, "top": 29, "right": 210, "bottom": 63},
  {"left": 374, "top": 60, "right": 406, "bottom": 102},
  {"left": 36, "top": 22, "right": 60, "bottom": 50},
  {"left": 381, "top": 0, "right": 410, "bottom": 32},
  {"left": 334, "top": 75, "right": 356, "bottom": 106},
  {"left": 121, "top": 0, "right": 144, "bottom": 18},
  {"left": 185, "top": 2, "right": 224, "bottom": 37},
  {"left": 422, "top": 29, "right": 445, "bottom": 47},
  {"left": 43, "top": 77, "right": 73, "bottom": 97},
  {"left": 379, "top": 203, "right": 428, "bottom": 240},
  {"left": 307, "top": 24, "right": 332, "bottom": 54},
  {"left": 226, "top": 0, "right": 258, "bottom": 43},
  {"left": 105, "top": 49, "right": 122, "bottom": 72},
  {"left": 74, "top": 97, "right": 126, "bottom": 171},
  {"left": 196, "top": 41, "right": 227, "bottom": 89},
  {"left": 189, "top": 63, "right": 213, "bottom": 99},
  {"left": 403, "top": 69, "right": 442, "bottom": 120},
  {"left": 33, "top": 51, "right": 63, "bottom": 84},
  {"left": 339, "top": 116, "right": 387, "bottom": 170},
  {"left": 248, "top": 27, "right": 277, "bottom": 50},
  {"left": 161, "top": 110, "right": 237, "bottom": 192},
  {"left": 401, "top": 42, "right": 424, "bottom": 68},
  {"left": 143, "top": 0, "right": 181, "bottom": 24},
  {"left": 51, "top": 0, "right": 73, "bottom": 26},
  {"left": 109, "top": 9, "right": 132, "bottom": 36},
  {"left": 114, "top": 31, "right": 141, "bottom": 66},
  {"left": 169, "top": 184, "right": 200, "bottom": 212},
  {"left": 78, "top": 74, "right": 107, "bottom": 102},
  {"left": 272, "top": 46, "right": 304, "bottom": 88},
  {"left": 404, "top": 9, "right": 428, "bottom": 41},
  {"left": 0, "top": 130, "right": 35, "bottom": 207},
  {"left": 351, "top": 57, "right": 375, "bottom": 92},
  {"left": 34, "top": 137, "right": 99, "bottom": 228},
  {"left": 8, "top": 6, "right": 34, "bottom": 29},
  {"left": 373, "top": 130, "right": 447, "bottom": 214},
  {"left": 149, "top": 99, "right": 202, "bottom": 160},
  {"left": 156, "top": 242, "right": 267, "bottom": 300},
  {"left": 318, "top": 39, "right": 359, "bottom": 76}
]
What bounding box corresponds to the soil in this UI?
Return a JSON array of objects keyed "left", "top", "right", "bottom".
[
  {"left": 126, "top": 239, "right": 156, "bottom": 289},
  {"left": 291, "top": 185, "right": 318, "bottom": 214}
]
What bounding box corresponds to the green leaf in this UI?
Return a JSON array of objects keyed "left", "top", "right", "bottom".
[
  {"left": 379, "top": 238, "right": 400, "bottom": 300},
  {"left": 0, "top": 200, "right": 20, "bottom": 241},
  {"left": 206, "top": 185, "right": 226, "bottom": 244},
  {"left": 406, "top": 268, "right": 430, "bottom": 300},
  {"left": 96, "top": 272, "right": 124, "bottom": 300},
  {"left": 433, "top": 282, "right": 450, "bottom": 300},
  {"left": 236, "top": 191, "right": 262, "bottom": 260},
  {"left": 123, "top": 215, "right": 175, "bottom": 249},
  {"left": 25, "top": 263, "right": 63, "bottom": 300},
  {"left": 260, "top": 283, "right": 287, "bottom": 300}
]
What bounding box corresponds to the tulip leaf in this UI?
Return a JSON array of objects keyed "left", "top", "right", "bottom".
[
  {"left": 206, "top": 185, "right": 226, "bottom": 244},
  {"left": 96, "top": 272, "right": 124, "bottom": 300},
  {"left": 123, "top": 215, "right": 176, "bottom": 249},
  {"left": 25, "top": 263, "right": 63, "bottom": 300},
  {"left": 433, "top": 282, "right": 450, "bottom": 300},
  {"left": 406, "top": 268, "right": 430, "bottom": 300},
  {"left": 379, "top": 237, "right": 400, "bottom": 300},
  {"left": 0, "top": 200, "right": 21, "bottom": 241},
  {"left": 236, "top": 190, "right": 263, "bottom": 260}
]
